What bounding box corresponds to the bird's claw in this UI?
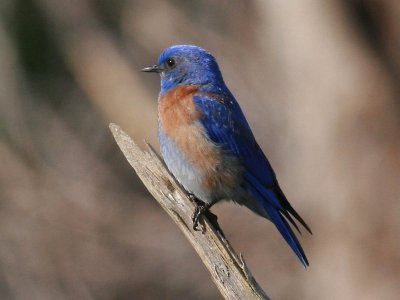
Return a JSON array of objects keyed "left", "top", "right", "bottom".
[
  {"left": 189, "top": 194, "right": 208, "bottom": 231},
  {"left": 188, "top": 193, "right": 197, "bottom": 202},
  {"left": 191, "top": 204, "right": 207, "bottom": 231},
  {"left": 189, "top": 195, "right": 222, "bottom": 234}
]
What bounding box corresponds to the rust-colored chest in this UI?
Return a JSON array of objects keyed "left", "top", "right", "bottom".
[
  {"left": 158, "top": 84, "right": 219, "bottom": 174},
  {"left": 158, "top": 85, "right": 240, "bottom": 192},
  {"left": 158, "top": 85, "right": 201, "bottom": 134}
]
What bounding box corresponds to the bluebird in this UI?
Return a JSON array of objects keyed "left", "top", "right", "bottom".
[{"left": 142, "top": 45, "right": 311, "bottom": 267}]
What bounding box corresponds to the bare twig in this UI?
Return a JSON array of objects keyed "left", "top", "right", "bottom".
[{"left": 109, "top": 123, "right": 269, "bottom": 300}]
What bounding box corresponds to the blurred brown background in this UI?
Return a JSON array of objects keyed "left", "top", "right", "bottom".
[{"left": 1, "top": 0, "right": 400, "bottom": 299}]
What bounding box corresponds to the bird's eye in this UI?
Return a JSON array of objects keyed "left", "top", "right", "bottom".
[{"left": 166, "top": 57, "right": 176, "bottom": 69}]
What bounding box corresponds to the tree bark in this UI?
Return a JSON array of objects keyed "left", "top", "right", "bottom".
[{"left": 109, "top": 123, "right": 269, "bottom": 300}]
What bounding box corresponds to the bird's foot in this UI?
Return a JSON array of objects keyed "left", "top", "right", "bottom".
[
  {"left": 188, "top": 193, "right": 201, "bottom": 204},
  {"left": 191, "top": 202, "right": 210, "bottom": 231},
  {"left": 188, "top": 194, "right": 223, "bottom": 235},
  {"left": 191, "top": 201, "right": 224, "bottom": 237}
]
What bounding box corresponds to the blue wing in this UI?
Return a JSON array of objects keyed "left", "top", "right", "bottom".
[{"left": 193, "top": 92, "right": 311, "bottom": 267}]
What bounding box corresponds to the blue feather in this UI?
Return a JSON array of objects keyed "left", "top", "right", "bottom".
[
  {"left": 193, "top": 92, "right": 276, "bottom": 185},
  {"left": 151, "top": 45, "right": 311, "bottom": 266},
  {"left": 244, "top": 172, "right": 309, "bottom": 267},
  {"left": 193, "top": 92, "right": 310, "bottom": 266}
]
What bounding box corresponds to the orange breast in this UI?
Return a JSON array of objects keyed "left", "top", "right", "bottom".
[
  {"left": 158, "top": 85, "right": 240, "bottom": 191},
  {"left": 158, "top": 85, "right": 201, "bottom": 132},
  {"left": 159, "top": 85, "right": 216, "bottom": 169}
]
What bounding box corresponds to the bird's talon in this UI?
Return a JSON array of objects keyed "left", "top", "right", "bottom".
[
  {"left": 188, "top": 193, "right": 197, "bottom": 202},
  {"left": 192, "top": 204, "right": 208, "bottom": 231},
  {"left": 191, "top": 207, "right": 199, "bottom": 230}
]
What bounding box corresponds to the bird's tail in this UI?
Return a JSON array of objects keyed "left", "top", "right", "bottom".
[{"left": 245, "top": 174, "right": 309, "bottom": 267}]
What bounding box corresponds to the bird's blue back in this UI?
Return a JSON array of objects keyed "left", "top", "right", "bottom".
[{"left": 194, "top": 89, "right": 310, "bottom": 267}]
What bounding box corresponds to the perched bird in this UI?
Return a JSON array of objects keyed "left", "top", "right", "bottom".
[{"left": 142, "top": 45, "right": 311, "bottom": 267}]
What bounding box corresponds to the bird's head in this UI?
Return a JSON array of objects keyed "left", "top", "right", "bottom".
[{"left": 142, "top": 45, "right": 224, "bottom": 94}]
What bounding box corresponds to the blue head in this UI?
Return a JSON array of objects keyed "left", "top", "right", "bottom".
[{"left": 142, "top": 45, "right": 226, "bottom": 94}]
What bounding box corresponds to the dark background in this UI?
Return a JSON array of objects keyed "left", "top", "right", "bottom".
[{"left": 1, "top": 1, "right": 400, "bottom": 299}]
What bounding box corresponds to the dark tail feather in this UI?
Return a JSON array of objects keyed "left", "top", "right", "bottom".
[
  {"left": 245, "top": 176, "right": 309, "bottom": 267},
  {"left": 275, "top": 183, "right": 312, "bottom": 234},
  {"left": 281, "top": 209, "right": 302, "bottom": 235},
  {"left": 268, "top": 208, "right": 309, "bottom": 267},
  {"left": 262, "top": 189, "right": 309, "bottom": 267},
  {"left": 244, "top": 172, "right": 312, "bottom": 235}
]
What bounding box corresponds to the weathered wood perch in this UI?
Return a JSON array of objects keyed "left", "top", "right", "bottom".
[{"left": 109, "top": 123, "right": 269, "bottom": 300}]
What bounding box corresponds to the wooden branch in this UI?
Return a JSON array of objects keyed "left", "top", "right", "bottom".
[{"left": 109, "top": 123, "right": 269, "bottom": 300}]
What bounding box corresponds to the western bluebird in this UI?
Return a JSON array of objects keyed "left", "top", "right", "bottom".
[{"left": 142, "top": 45, "right": 311, "bottom": 267}]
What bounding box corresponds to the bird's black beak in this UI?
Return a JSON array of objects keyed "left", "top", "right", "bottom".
[{"left": 141, "top": 64, "right": 162, "bottom": 73}]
